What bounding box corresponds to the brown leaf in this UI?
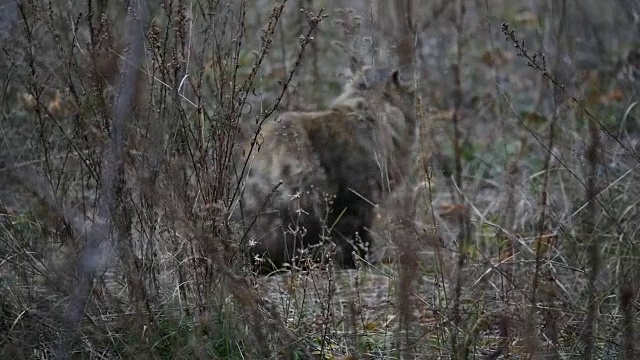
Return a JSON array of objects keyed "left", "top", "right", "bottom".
[
  {"left": 481, "top": 49, "right": 512, "bottom": 67},
  {"left": 363, "top": 322, "right": 377, "bottom": 331},
  {"left": 599, "top": 88, "right": 624, "bottom": 104},
  {"left": 521, "top": 111, "right": 547, "bottom": 125},
  {"left": 431, "top": 109, "right": 454, "bottom": 122},
  {"left": 47, "top": 90, "right": 63, "bottom": 115},
  {"left": 438, "top": 202, "right": 469, "bottom": 221},
  {"left": 513, "top": 11, "right": 537, "bottom": 26},
  {"left": 534, "top": 233, "right": 557, "bottom": 257},
  {"left": 19, "top": 93, "right": 37, "bottom": 111}
]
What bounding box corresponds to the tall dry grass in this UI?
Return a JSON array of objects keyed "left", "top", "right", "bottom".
[{"left": 1, "top": 0, "right": 639, "bottom": 359}]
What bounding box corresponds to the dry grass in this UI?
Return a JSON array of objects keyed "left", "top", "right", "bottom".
[{"left": 1, "top": 0, "right": 639, "bottom": 359}]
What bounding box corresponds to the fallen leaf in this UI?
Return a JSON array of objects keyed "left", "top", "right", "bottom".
[
  {"left": 47, "top": 90, "right": 63, "bottom": 115},
  {"left": 438, "top": 203, "right": 469, "bottom": 221},
  {"left": 534, "top": 233, "right": 557, "bottom": 257}
]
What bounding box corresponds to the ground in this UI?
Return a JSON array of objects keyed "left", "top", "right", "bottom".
[{"left": 1, "top": 1, "right": 639, "bottom": 358}]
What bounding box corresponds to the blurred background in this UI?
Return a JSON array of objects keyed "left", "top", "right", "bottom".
[{"left": 1, "top": 0, "right": 639, "bottom": 358}]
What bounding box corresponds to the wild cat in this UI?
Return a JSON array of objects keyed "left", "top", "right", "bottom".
[{"left": 234, "top": 61, "right": 416, "bottom": 272}]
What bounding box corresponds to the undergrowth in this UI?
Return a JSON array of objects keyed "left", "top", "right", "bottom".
[{"left": 1, "top": 0, "right": 639, "bottom": 359}]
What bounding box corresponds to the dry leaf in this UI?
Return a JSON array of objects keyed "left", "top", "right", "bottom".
[
  {"left": 521, "top": 111, "right": 547, "bottom": 125},
  {"left": 534, "top": 233, "right": 557, "bottom": 257},
  {"left": 491, "top": 247, "right": 514, "bottom": 265},
  {"left": 481, "top": 49, "right": 512, "bottom": 67},
  {"left": 431, "top": 109, "right": 454, "bottom": 122},
  {"left": 513, "top": 11, "right": 537, "bottom": 26},
  {"left": 598, "top": 88, "right": 624, "bottom": 104},
  {"left": 47, "top": 90, "right": 63, "bottom": 115},
  {"left": 20, "top": 92, "right": 37, "bottom": 111},
  {"left": 438, "top": 202, "right": 469, "bottom": 221},
  {"left": 363, "top": 322, "right": 377, "bottom": 331}
]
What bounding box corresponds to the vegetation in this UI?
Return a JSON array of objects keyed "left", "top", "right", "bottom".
[{"left": 0, "top": 0, "right": 639, "bottom": 358}]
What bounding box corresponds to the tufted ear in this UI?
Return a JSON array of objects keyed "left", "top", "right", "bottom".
[{"left": 392, "top": 70, "right": 401, "bottom": 86}]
